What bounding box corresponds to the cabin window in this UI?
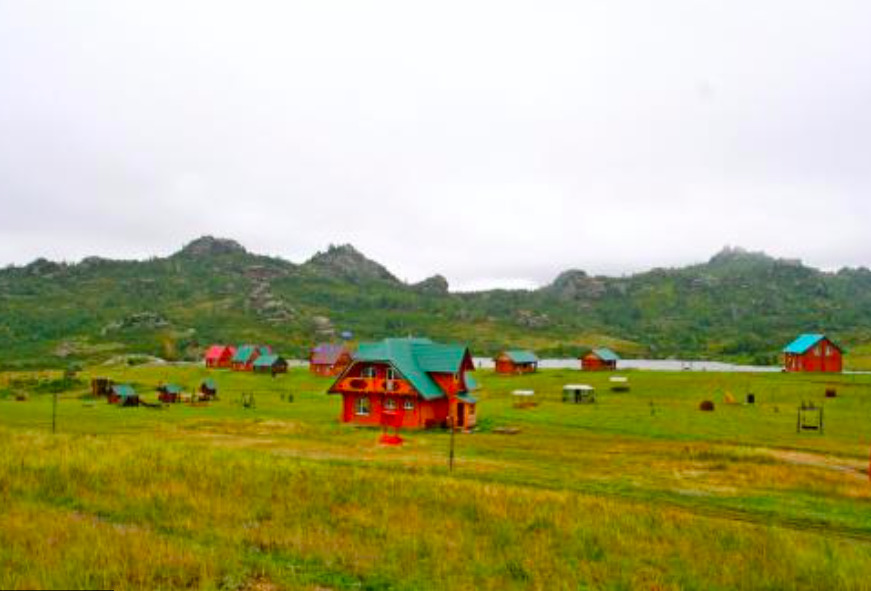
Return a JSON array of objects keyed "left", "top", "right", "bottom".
[
  {"left": 403, "top": 399, "right": 415, "bottom": 411},
  {"left": 467, "top": 404, "right": 475, "bottom": 416},
  {"left": 361, "top": 365, "right": 377, "bottom": 378},
  {"left": 355, "top": 396, "right": 371, "bottom": 416},
  {"left": 384, "top": 397, "right": 397, "bottom": 411},
  {"left": 386, "top": 367, "right": 397, "bottom": 381}
]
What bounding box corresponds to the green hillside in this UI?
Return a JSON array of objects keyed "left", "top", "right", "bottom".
[{"left": 2, "top": 238, "right": 870, "bottom": 369}]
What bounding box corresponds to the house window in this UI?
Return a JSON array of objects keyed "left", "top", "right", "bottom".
[
  {"left": 386, "top": 367, "right": 397, "bottom": 381},
  {"left": 384, "top": 398, "right": 397, "bottom": 411},
  {"left": 403, "top": 399, "right": 415, "bottom": 411},
  {"left": 355, "top": 396, "right": 371, "bottom": 416},
  {"left": 467, "top": 404, "right": 475, "bottom": 416},
  {"left": 361, "top": 365, "right": 377, "bottom": 378}
]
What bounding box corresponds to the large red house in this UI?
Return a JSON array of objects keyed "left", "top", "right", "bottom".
[
  {"left": 310, "top": 344, "right": 353, "bottom": 376},
  {"left": 783, "top": 334, "right": 843, "bottom": 373},
  {"left": 204, "top": 345, "right": 236, "bottom": 368},
  {"left": 328, "top": 338, "right": 478, "bottom": 430}
]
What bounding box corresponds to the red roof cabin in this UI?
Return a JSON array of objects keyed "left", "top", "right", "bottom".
[
  {"left": 204, "top": 345, "right": 236, "bottom": 369},
  {"left": 310, "top": 344, "right": 353, "bottom": 376},
  {"left": 328, "top": 338, "right": 478, "bottom": 430},
  {"left": 783, "top": 334, "right": 843, "bottom": 373},
  {"left": 494, "top": 350, "right": 539, "bottom": 374},
  {"left": 232, "top": 345, "right": 272, "bottom": 371},
  {"left": 581, "top": 348, "right": 620, "bottom": 371}
]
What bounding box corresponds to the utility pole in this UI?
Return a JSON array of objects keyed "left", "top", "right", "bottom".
[{"left": 448, "top": 414, "right": 456, "bottom": 472}]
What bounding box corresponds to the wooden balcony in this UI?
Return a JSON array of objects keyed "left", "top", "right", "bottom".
[{"left": 334, "top": 376, "right": 414, "bottom": 395}]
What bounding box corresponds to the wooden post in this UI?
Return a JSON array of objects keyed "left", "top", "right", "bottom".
[{"left": 449, "top": 415, "right": 456, "bottom": 473}]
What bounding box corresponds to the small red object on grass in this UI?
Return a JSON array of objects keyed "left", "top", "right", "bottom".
[{"left": 379, "top": 434, "right": 404, "bottom": 446}]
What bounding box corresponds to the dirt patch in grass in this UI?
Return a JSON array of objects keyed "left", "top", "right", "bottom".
[{"left": 758, "top": 448, "right": 867, "bottom": 478}]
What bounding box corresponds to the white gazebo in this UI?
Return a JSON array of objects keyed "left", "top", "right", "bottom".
[{"left": 563, "top": 384, "right": 595, "bottom": 404}]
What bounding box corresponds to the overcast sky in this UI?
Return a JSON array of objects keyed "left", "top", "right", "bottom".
[{"left": 1, "top": 1, "right": 870, "bottom": 290}]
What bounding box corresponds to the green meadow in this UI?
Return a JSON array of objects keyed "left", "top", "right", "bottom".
[{"left": 2, "top": 366, "right": 871, "bottom": 590}]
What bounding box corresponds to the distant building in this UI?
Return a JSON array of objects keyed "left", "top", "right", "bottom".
[
  {"left": 200, "top": 378, "right": 218, "bottom": 399},
  {"left": 581, "top": 348, "right": 620, "bottom": 371},
  {"left": 232, "top": 345, "right": 272, "bottom": 371},
  {"left": 309, "top": 343, "right": 353, "bottom": 376},
  {"left": 253, "top": 354, "right": 288, "bottom": 374},
  {"left": 204, "top": 345, "right": 236, "bottom": 369},
  {"left": 783, "top": 334, "right": 843, "bottom": 373},
  {"left": 108, "top": 384, "right": 138, "bottom": 406},
  {"left": 494, "top": 350, "right": 539, "bottom": 374},
  {"left": 157, "top": 383, "right": 183, "bottom": 403},
  {"left": 328, "top": 338, "right": 477, "bottom": 430}
]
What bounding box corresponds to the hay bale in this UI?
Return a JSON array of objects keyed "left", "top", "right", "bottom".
[{"left": 699, "top": 400, "right": 715, "bottom": 412}]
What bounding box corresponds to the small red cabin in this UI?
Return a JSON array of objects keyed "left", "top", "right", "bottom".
[
  {"left": 204, "top": 345, "right": 236, "bottom": 369},
  {"left": 581, "top": 348, "right": 619, "bottom": 371},
  {"left": 328, "top": 338, "right": 478, "bottom": 430},
  {"left": 310, "top": 344, "right": 353, "bottom": 376},
  {"left": 494, "top": 350, "right": 539, "bottom": 374},
  {"left": 783, "top": 334, "right": 843, "bottom": 373}
]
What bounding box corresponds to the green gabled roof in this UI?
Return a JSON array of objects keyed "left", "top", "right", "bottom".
[
  {"left": 502, "top": 350, "right": 538, "bottom": 364},
  {"left": 201, "top": 378, "right": 217, "bottom": 390},
  {"left": 783, "top": 334, "right": 843, "bottom": 354},
  {"left": 162, "top": 383, "right": 182, "bottom": 394},
  {"left": 457, "top": 394, "right": 477, "bottom": 404},
  {"left": 112, "top": 384, "right": 136, "bottom": 398},
  {"left": 351, "top": 338, "right": 473, "bottom": 401},
  {"left": 232, "top": 345, "right": 258, "bottom": 363},
  {"left": 592, "top": 348, "right": 620, "bottom": 362},
  {"left": 253, "top": 354, "right": 281, "bottom": 367}
]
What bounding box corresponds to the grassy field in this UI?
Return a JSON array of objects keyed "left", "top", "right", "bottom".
[{"left": 2, "top": 366, "right": 871, "bottom": 590}]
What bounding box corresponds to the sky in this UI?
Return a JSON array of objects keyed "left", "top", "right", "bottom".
[{"left": 1, "top": 1, "right": 870, "bottom": 291}]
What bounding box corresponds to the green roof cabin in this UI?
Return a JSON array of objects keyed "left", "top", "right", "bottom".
[
  {"left": 253, "top": 354, "right": 288, "bottom": 374},
  {"left": 157, "top": 383, "right": 183, "bottom": 403},
  {"left": 108, "top": 384, "right": 139, "bottom": 406},
  {"left": 783, "top": 334, "right": 843, "bottom": 373},
  {"left": 232, "top": 344, "right": 272, "bottom": 372},
  {"left": 581, "top": 348, "right": 620, "bottom": 371},
  {"left": 494, "top": 350, "right": 539, "bottom": 374},
  {"left": 328, "top": 337, "right": 478, "bottom": 430}
]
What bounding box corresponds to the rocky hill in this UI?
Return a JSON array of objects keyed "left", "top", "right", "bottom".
[{"left": 1, "top": 238, "right": 870, "bottom": 368}]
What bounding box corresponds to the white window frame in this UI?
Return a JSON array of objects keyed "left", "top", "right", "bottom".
[
  {"left": 361, "top": 365, "right": 377, "bottom": 378},
  {"left": 403, "top": 398, "right": 415, "bottom": 411},
  {"left": 355, "top": 396, "right": 371, "bottom": 416},
  {"left": 386, "top": 367, "right": 397, "bottom": 381},
  {"left": 384, "top": 397, "right": 397, "bottom": 411}
]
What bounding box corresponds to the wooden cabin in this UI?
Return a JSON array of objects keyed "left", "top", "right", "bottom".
[
  {"left": 783, "top": 334, "right": 843, "bottom": 373},
  {"left": 232, "top": 345, "right": 271, "bottom": 371},
  {"left": 328, "top": 338, "right": 478, "bottom": 430},
  {"left": 91, "top": 377, "right": 113, "bottom": 397},
  {"left": 200, "top": 378, "right": 218, "bottom": 400},
  {"left": 581, "top": 348, "right": 620, "bottom": 371},
  {"left": 204, "top": 345, "right": 236, "bottom": 368},
  {"left": 494, "top": 350, "right": 539, "bottom": 374},
  {"left": 310, "top": 344, "right": 353, "bottom": 376},
  {"left": 157, "top": 383, "right": 182, "bottom": 403},
  {"left": 108, "top": 384, "right": 138, "bottom": 406},
  {"left": 253, "top": 354, "right": 288, "bottom": 374}
]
